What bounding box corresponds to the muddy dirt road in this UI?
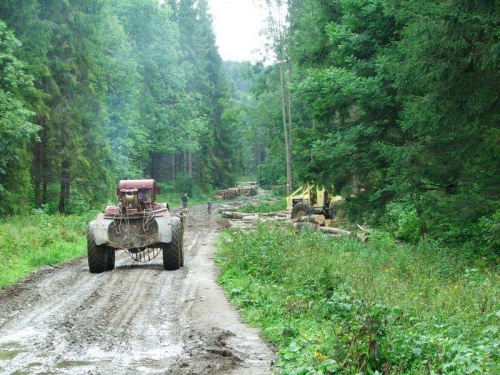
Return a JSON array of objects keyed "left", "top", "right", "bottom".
[{"left": 0, "top": 204, "right": 274, "bottom": 374}]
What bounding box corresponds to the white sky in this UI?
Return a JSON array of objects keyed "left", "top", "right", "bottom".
[{"left": 207, "top": 0, "right": 268, "bottom": 62}]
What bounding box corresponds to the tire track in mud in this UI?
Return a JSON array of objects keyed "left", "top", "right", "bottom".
[{"left": 0, "top": 203, "right": 274, "bottom": 374}]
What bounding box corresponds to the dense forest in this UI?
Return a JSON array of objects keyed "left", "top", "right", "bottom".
[
  {"left": 230, "top": 0, "right": 500, "bottom": 255},
  {"left": 0, "top": 0, "right": 239, "bottom": 215},
  {"left": 1, "top": 0, "right": 499, "bottom": 254}
]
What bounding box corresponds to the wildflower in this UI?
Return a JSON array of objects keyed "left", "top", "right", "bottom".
[{"left": 313, "top": 352, "right": 328, "bottom": 361}]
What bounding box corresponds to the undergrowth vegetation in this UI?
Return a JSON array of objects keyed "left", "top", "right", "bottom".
[
  {"left": 0, "top": 210, "right": 94, "bottom": 289},
  {"left": 216, "top": 225, "right": 500, "bottom": 374},
  {"left": 239, "top": 198, "right": 286, "bottom": 214}
]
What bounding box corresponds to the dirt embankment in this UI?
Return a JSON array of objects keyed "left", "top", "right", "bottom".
[{"left": 0, "top": 203, "right": 274, "bottom": 374}]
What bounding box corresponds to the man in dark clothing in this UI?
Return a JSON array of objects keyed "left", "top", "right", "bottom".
[
  {"left": 207, "top": 199, "right": 212, "bottom": 214},
  {"left": 181, "top": 193, "right": 188, "bottom": 209}
]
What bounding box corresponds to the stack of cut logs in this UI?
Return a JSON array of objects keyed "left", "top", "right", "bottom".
[
  {"left": 214, "top": 186, "right": 258, "bottom": 200},
  {"left": 218, "top": 201, "right": 369, "bottom": 241}
]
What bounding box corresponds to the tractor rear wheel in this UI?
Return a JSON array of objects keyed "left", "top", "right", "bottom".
[
  {"left": 106, "top": 247, "right": 115, "bottom": 271},
  {"left": 163, "top": 217, "right": 183, "bottom": 270},
  {"left": 88, "top": 226, "right": 107, "bottom": 273},
  {"left": 291, "top": 202, "right": 315, "bottom": 219}
]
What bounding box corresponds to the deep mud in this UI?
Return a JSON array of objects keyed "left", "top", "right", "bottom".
[{"left": 0, "top": 203, "right": 274, "bottom": 374}]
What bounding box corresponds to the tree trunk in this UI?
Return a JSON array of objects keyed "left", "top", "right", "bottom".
[
  {"left": 42, "top": 125, "right": 49, "bottom": 205},
  {"left": 286, "top": 57, "right": 293, "bottom": 191},
  {"left": 58, "top": 159, "right": 70, "bottom": 213},
  {"left": 171, "top": 153, "right": 175, "bottom": 181},
  {"left": 277, "top": 2, "right": 292, "bottom": 195},
  {"left": 164, "top": 153, "right": 168, "bottom": 183},
  {"left": 34, "top": 139, "right": 43, "bottom": 209},
  {"left": 280, "top": 60, "right": 292, "bottom": 195},
  {"left": 188, "top": 151, "right": 192, "bottom": 177}
]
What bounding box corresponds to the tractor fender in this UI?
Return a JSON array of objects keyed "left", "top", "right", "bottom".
[
  {"left": 92, "top": 213, "right": 114, "bottom": 246},
  {"left": 155, "top": 212, "right": 172, "bottom": 243}
]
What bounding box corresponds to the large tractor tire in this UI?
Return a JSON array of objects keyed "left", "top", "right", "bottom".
[
  {"left": 291, "top": 202, "right": 315, "bottom": 219},
  {"left": 163, "top": 217, "right": 183, "bottom": 270},
  {"left": 88, "top": 225, "right": 107, "bottom": 273},
  {"left": 106, "top": 247, "right": 115, "bottom": 271},
  {"left": 329, "top": 199, "right": 346, "bottom": 220}
]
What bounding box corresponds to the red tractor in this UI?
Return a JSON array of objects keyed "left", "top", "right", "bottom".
[{"left": 87, "top": 179, "right": 184, "bottom": 273}]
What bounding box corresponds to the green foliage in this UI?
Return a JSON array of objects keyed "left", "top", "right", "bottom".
[
  {"left": 242, "top": 0, "right": 500, "bottom": 255},
  {"left": 0, "top": 0, "right": 243, "bottom": 215},
  {"left": 216, "top": 225, "right": 500, "bottom": 374},
  {"left": 170, "top": 173, "right": 195, "bottom": 197},
  {"left": 239, "top": 198, "right": 286, "bottom": 214},
  {"left": 0, "top": 210, "right": 92, "bottom": 289},
  {"left": 0, "top": 20, "right": 38, "bottom": 214}
]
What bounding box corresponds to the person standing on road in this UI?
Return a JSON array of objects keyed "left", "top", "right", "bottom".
[
  {"left": 182, "top": 193, "right": 188, "bottom": 209},
  {"left": 207, "top": 199, "right": 212, "bottom": 214}
]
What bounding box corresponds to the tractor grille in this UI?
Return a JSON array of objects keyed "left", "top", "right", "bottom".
[{"left": 108, "top": 218, "right": 159, "bottom": 250}]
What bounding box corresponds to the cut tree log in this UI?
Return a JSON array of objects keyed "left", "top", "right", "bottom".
[
  {"left": 260, "top": 212, "right": 278, "bottom": 217},
  {"left": 241, "top": 215, "right": 259, "bottom": 222},
  {"left": 318, "top": 227, "right": 352, "bottom": 236},
  {"left": 214, "top": 186, "right": 258, "bottom": 200},
  {"left": 218, "top": 207, "right": 238, "bottom": 213},
  {"left": 293, "top": 222, "right": 319, "bottom": 231},
  {"left": 221, "top": 211, "right": 248, "bottom": 219},
  {"left": 269, "top": 216, "right": 290, "bottom": 221},
  {"left": 356, "top": 223, "right": 370, "bottom": 233},
  {"left": 296, "top": 214, "right": 326, "bottom": 226},
  {"left": 324, "top": 219, "right": 334, "bottom": 227}
]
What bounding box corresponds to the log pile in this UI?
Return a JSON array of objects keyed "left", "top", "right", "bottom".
[
  {"left": 218, "top": 201, "right": 369, "bottom": 241},
  {"left": 214, "top": 186, "right": 258, "bottom": 200}
]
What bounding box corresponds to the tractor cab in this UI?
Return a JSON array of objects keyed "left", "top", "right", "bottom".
[{"left": 105, "top": 179, "right": 164, "bottom": 216}]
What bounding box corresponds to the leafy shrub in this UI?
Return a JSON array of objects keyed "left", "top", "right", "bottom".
[
  {"left": 173, "top": 173, "right": 195, "bottom": 196},
  {"left": 239, "top": 198, "right": 286, "bottom": 213},
  {"left": 216, "top": 225, "right": 500, "bottom": 374},
  {"left": 387, "top": 202, "right": 421, "bottom": 243},
  {"left": 0, "top": 211, "right": 90, "bottom": 288}
]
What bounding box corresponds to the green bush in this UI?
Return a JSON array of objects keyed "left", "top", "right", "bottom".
[
  {"left": 0, "top": 211, "right": 91, "bottom": 288},
  {"left": 173, "top": 173, "right": 195, "bottom": 196},
  {"left": 239, "top": 198, "right": 286, "bottom": 213},
  {"left": 216, "top": 225, "right": 500, "bottom": 374}
]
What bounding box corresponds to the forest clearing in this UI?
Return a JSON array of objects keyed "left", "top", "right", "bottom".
[{"left": 1, "top": 0, "right": 499, "bottom": 374}]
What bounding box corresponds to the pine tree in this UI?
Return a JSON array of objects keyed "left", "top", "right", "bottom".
[{"left": 0, "top": 20, "right": 38, "bottom": 213}]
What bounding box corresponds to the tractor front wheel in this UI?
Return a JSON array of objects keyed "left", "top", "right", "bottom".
[
  {"left": 291, "top": 202, "right": 314, "bottom": 219},
  {"left": 88, "top": 226, "right": 107, "bottom": 273}
]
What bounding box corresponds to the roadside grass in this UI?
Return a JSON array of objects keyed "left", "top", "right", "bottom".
[
  {"left": 0, "top": 211, "right": 94, "bottom": 289},
  {"left": 239, "top": 198, "right": 287, "bottom": 214},
  {"left": 216, "top": 225, "right": 500, "bottom": 374}
]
